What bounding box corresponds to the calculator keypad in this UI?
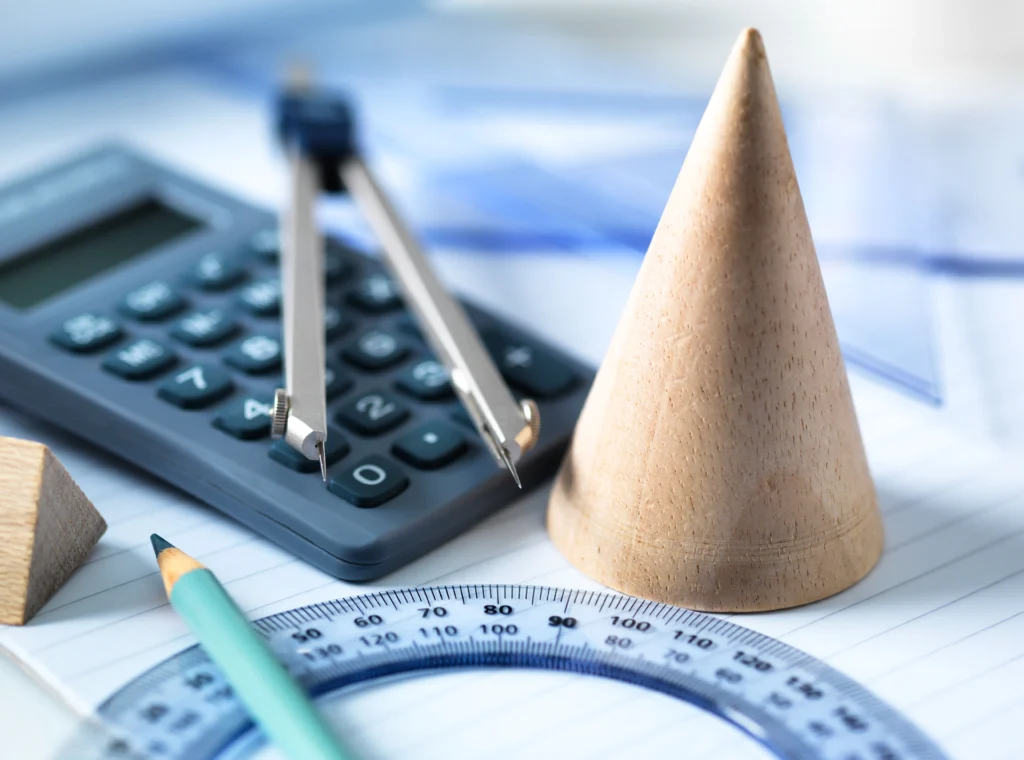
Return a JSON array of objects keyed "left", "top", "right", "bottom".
[
  {"left": 336, "top": 389, "right": 409, "bottom": 436},
  {"left": 483, "top": 329, "right": 577, "bottom": 398},
  {"left": 171, "top": 309, "right": 239, "bottom": 347},
  {"left": 348, "top": 273, "right": 402, "bottom": 313},
  {"left": 393, "top": 420, "right": 466, "bottom": 470},
  {"left": 213, "top": 395, "right": 274, "bottom": 439},
  {"left": 246, "top": 228, "right": 279, "bottom": 261},
  {"left": 223, "top": 334, "right": 282, "bottom": 374},
  {"left": 324, "top": 364, "right": 353, "bottom": 400},
  {"left": 102, "top": 339, "right": 176, "bottom": 380},
  {"left": 341, "top": 329, "right": 409, "bottom": 371},
  {"left": 324, "top": 305, "right": 355, "bottom": 341},
  {"left": 395, "top": 359, "right": 452, "bottom": 401},
  {"left": 50, "top": 314, "right": 122, "bottom": 353},
  {"left": 49, "top": 228, "right": 582, "bottom": 518},
  {"left": 120, "top": 281, "right": 185, "bottom": 321},
  {"left": 157, "top": 364, "right": 233, "bottom": 409},
  {"left": 329, "top": 454, "right": 409, "bottom": 507},
  {"left": 324, "top": 250, "right": 354, "bottom": 284},
  {"left": 237, "top": 278, "right": 281, "bottom": 316},
  {"left": 269, "top": 429, "right": 350, "bottom": 473},
  {"left": 191, "top": 253, "right": 245, "bottom": 291}
]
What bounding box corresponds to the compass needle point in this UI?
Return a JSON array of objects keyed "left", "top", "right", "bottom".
[
  {"left": 316, "top": 441, "right": 328, "bottom": 482},
  {"left": 508, "top": 462, "right": 522, "bottom": 489},
  {"left": 497, "top": 446, "right": 522, "bottom": 489}
]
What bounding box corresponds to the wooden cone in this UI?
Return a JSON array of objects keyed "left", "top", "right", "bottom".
[
  {"left": 0, "top": 436, "right": 106, "bottom": 624},
  {"left": 547, "top": 28, "right": 882, "bottom": 612}
]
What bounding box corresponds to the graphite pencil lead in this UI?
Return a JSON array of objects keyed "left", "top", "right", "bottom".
[
  {"left": 151, "top": 536, "right": 205, "bottom": 597},
  {"left": 150, "top": 533, "right": 175, "bottom": 558}
]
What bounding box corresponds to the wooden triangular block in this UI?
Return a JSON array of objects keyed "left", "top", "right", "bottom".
[
  {"left": 0, "top": 436, "right": 106, "bottom": 624},
  {"left": 548, "top": 28, "right": 883, "bottom": 612}
]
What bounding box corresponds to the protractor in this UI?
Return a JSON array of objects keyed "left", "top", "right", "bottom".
[{"left": 93, "top": 585, "right": 946, "bottom": 760}]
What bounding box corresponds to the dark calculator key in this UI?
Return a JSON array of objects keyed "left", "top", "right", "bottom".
[
  {"left": 237, "top": 278, "right": 281, "bottom": 317},
  {"left": 50, "top": 314, "right": 121, "bottom": 353},
  {"left": 451, "top": 406, "right": 473, "bottom": 428},
  {"left": 327, "top": 238, "right": 362, "bottom": 259},
  {"left": 324, "top": 364, "right": 353, "bottom": 400},
  {"left": 191, "top": 252, "right": 244, "bottom": 291},
  {"left": 347, "top": 273, "right": 401, "bottom": 313},
  {"left": 483, "top": 329, "right": 577, "bottom": 398},
  {"left": 394, "top": 301, "right": 480, "bottom": 341},
  {"left": 213, "top": 395, "right": 274, "bottom": 440},
  {"left": 171, "top": 308, "right": 238, "bottom": 347},
  {"left": 223, "top": 334, "right": 282, "bottom": 374},
  {"left": 395, "top": 359, "right": 452, "bottom": 401},
  {"left": 394, "top": 313, "right": 422, "bottom": 341},
  {"left": 341, "top": 329, "right": 408, "bottom": 371},
  {"left": 246, "top": 228, "right": 279, "bottom": 261},
  {"left": 119, "top": 281, "right": 184, "bottom": 321},
  {"left": 102, "top": 339, "right": 176, "bottom": 380},
  {"left": 324, "top": 250, "right": 354, "bottom": 284},
  {"left": 324, "top": 305, "right": 354, "bottom": 341},
  {"left": 335, "top": 390, "right": 409, "bottom": 436},
  {"left": 393, "top": 420, "right": 467, "bottom": 470},
  {"left": 328, "top": 454, "right": 409, "bottom": 507},
  {"left": 269, "top": 430, "right": 350, "bottom": 473},
  {"left": 157, "top": 364, "right": 233, "bottom": 409},
  {"left": 273, "top": 363, "right": 352, "bottom": 400}
]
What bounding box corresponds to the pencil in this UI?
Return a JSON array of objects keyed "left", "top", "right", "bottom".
[{"left": 150, "top": 534, "right": 352, "bottom": 760}]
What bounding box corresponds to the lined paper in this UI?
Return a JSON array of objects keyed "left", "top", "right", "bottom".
[{"left": 2, "top": 369, "right": 1024, "bottom": 759}]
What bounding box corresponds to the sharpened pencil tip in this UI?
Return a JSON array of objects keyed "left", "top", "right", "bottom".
[
  {"left": 151, "top": 534, "right": 204, "bottom": 595},
  {"left": 150, "top": 533, "right": 175, "bottom": 557}
]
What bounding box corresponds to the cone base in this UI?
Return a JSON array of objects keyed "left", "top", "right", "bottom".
[{"left": 548, "top": 480, "right": 884, "bottom": 613}]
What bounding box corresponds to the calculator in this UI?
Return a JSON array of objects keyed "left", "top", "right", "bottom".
[{"left": 0, "top": 145, "right": 593, "bottom": 579}]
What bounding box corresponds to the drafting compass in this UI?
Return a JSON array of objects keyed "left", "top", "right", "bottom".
[{"left": 271, "top": 82, "right": 539, "bottom": 486}]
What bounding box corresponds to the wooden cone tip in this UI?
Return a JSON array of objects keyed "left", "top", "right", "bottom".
[
  {"left": 717, "top": 27, "right": 775, "bottom": 112},
  {"left": 735, "top": 27, "right": 766, "bottom": 59}
]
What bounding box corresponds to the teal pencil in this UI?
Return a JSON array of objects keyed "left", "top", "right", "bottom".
[{"left": 151, "top": 534, "right": 352, "bottom": 760}]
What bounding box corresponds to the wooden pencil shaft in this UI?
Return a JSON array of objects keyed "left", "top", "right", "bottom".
[{"left": 153, "top": 545, "right": 203, "bottom": 598}]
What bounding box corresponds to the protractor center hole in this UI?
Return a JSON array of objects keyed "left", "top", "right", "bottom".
[{"left": 226, "top": 670, "right": 776, "bottom": 759}]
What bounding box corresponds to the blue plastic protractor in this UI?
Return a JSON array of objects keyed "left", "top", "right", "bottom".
[{"left": 90, "top": 585, "right": 947, "bottom": 760}]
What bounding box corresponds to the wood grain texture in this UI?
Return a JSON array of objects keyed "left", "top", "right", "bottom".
[
  {"left": 0, "top": 437, "right": 106, "bottom": 625},
  {"left": 547, "top": 28, "right": 883, "bottom": 612}
]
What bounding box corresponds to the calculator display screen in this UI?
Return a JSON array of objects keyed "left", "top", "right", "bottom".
[{"left": 0, "top": 198, "right": 202, "bottom": 309}]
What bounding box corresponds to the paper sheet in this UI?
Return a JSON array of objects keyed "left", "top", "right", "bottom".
[{"left": 3, "top": 356, "right": 1024, "bottom": 759}]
